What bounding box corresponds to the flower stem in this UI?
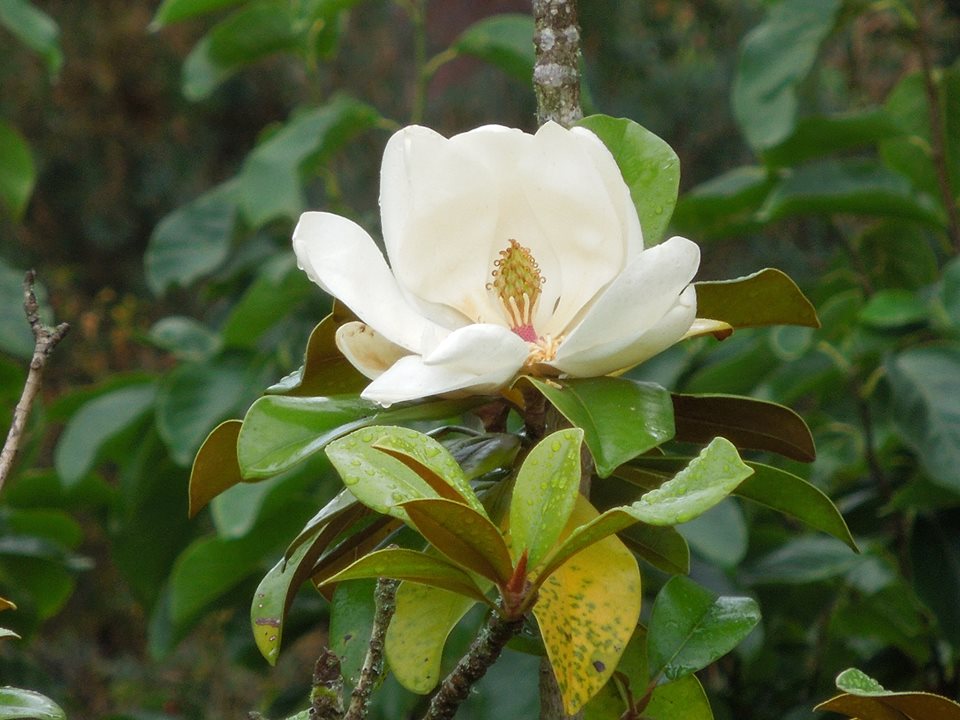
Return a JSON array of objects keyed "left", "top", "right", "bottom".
[
  {"left": 532, "top": 0, "right": 583, "bottom": 128},
  {"left": 421, "top": 608, "right": 525, "bottom": 720},
  {"left": 0, "top": 271, "right": 69, "bottom": 493}
]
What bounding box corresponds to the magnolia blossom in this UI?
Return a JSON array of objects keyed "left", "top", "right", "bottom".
[{"left": 294, "top": 121, "right": 719, "bottom": 406}]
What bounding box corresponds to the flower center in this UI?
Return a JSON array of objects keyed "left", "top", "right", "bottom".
[{"left": 488, "top": 239, "right": 544, "bottom": 342}]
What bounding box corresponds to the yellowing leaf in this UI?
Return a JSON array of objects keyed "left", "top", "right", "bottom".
[
  {"left": 386, "top": 582, "right": 477, "bottom": 694},
  {"left": 534, "top": 497, "right": 641, "bottom": 715}
]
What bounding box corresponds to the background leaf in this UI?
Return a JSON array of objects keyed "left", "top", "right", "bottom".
[
  {"left": 0, "top": 120, "right": 36, "bottom": 219},
  {"left": 451, "top": 14, "right": 535, "bottom": 83},
  {"left": 694, "top": 268, "right": 819, "bottom": 329}
]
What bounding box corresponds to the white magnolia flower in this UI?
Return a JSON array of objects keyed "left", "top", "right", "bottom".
[{"left": 294, "top": 121, "right": 721, "bottom": 407}]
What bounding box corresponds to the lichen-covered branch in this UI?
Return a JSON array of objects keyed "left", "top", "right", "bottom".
[
  {"left": 533, "top": 0, "right": 583, "bottom": 127},
  {"left": 421, "top": 608, "right": 525, "bottom": 720},
  {"left": 343, "top": 577, "right": 400, "bottom": 720},
  {"left": 310, "top": 650, "right": 345, "bottom": 720},
  {"left": 0, "top": 271, "right": 69, "bottom": 493}
]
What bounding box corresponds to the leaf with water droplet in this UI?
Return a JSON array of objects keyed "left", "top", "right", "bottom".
[
  {"left": 0, "top": 687, "right": 66, "bottom": 720},
  {"left": 816, "top": 667, "right": 960, "bottom": 719},
  {"left": 509, "top": 428, "right": 584, "bottom": 569}
]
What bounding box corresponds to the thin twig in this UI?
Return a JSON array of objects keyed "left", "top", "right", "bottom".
[
  {"left": 532, "top": 0, "right": 583, "bottom": 127},
  {"left": 0, "top": 271, "right": 69, "bottom": 493},
  {"left": 343, "top": 577, "right": 400, "bottom": 720},
  {"left": 912, "top": 0, "right": 960, "bottom": 252},
  {"left": 421, "top": 607, "right": 525, "bottom": 720}
]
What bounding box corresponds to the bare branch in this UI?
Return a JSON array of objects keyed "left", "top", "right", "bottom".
[
  {"left": 343, "top": 577, "right": 400, "bottom": 720},
  {"left": 0, "top": 271, "right": 70, "bottom": 493}
]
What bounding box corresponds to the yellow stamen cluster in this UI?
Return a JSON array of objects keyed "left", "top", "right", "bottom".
[{"left": 487, "top": 240, "right": 545, "bottom": 341}]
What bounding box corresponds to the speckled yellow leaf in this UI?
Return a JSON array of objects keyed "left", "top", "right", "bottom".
[
  {"left": 533, "top": 496, "right": 642, "bottom": 715},
  {"left": 385, "top": 582, "right": 477, "bottom": 694}
]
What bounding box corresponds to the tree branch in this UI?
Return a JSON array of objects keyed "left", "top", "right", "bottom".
[
  {"left": 0, "top": 271, "right": 69, "bottom": 493},
  {"left": 532, "top": 0, "right": 583, "bottom": 127},
  {"left": 310, "top": 649, "right": 345, "bottom": 720},
  {"left": 343, "top": 577, "right": 400, "bottom": 720}
]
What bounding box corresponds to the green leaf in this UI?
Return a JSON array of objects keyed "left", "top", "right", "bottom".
[
  {"left": 835, "top": 668, "right": 889, "bottom": 696},
  {"left": 386, "top": 582, "right": 477, "bottom": 694},
  {"left": 0, "top": 687, "right": 65, "bottom": 720},
  {"left": 509, "top": 429, "right": 584, "bottom": 569},
  {"left": 266, "top": 314, "right": 368, "bottom": 398},
  {"left": 0, "top": 121, "right": 36, "bottom": 219},
  {"left": 538, "top": 438, "right": 752, "bottom": 581},
  {"left": 676, "top": 499, "right": 747, "bottom": 569},
  {"left": 886, "top": 344, "right": 960, "bottom": 493},
  {"left": 534, "top": 497, "right": 641, "bottom": 716},
  {"left": 762, "top": 110, "right": 903, "bottom": 168},
  {"left": 672, "top": 165, "right": 773, "bottom": 240},
  {"left": 858, "top": 220, "right": 939, "bottom": 291},
  {"left": 757, "top": 159, "right": 947, "bottom": 228},
  {"left": 451, "top": 14, "right": 534, "bottom": 83},
  {"left": 644, "top": 674, "right": 714, "bottom": 720},
  {"left": 145, "top": 181, "right": 237, "bottom": 295},
  {"left": 672, "top": 393, "right": 815, "bottom": 462},
  {"left": 647, "top": 575, "right": 760, "bottom": 683},
  {"left": 0, "top": 259, "right": 49, "bottom": 359},
  {"left": 525, "top": 377, "right": 675, "bottom": 478},
  {"left": 329, "top": 579, "right": 376, "bottom": 689},
  {"left": 443, "top": 432, "right": 521, "bottom": 481},
  {"left": 744, "top": 536, "right": 860, "bottom": 585},
  {"left": 402, "top": 498, "right": 513, "bottom": 585},
  {"left": 577, "top": 115, "right": 680, "bottom": 245},
  {"left": 942, "top": 257, "right": 960, "bottom": 331},
  {"left": 858, "top": 289, "right": 929, "bottom": 329},
  {"left": 188, "top": 420, "right": 244, "bottom": 517},
  {"left": 911, "top": 516, "right": 960, "bottom": 649},
  {"left": 149, "top": 316, "right": 221, "bottom": 361},
  {"left": 319, "top": 548, "right": 491, "bottom": 605},
  {"left": 618, "top": 523, "right": 690, "bottom": 575},
  {"left": 237, "top": 395, "right": 477, "bottom": 478},
  {"left": 54, "top": 382, "right": 157, "bottom": 486},
  {"left": 220, "top": 255, "right": 314, "bottom": 348},
  {"left": 182, "top": 1, "right": 301, "bottom": 100},
  {"left": 695, "top": 268, "right": 819, "bottom": 330},
  {"left": 238, "top": 97, "right": 380, "bottom": 226},
  {"left": 152, "top": 0, "right": 247, "bottom": 27},
  {"left": 0, "top": 0, "right": 62, "bottom": 77},
  {"left": 732, "top": 0, "right": 841, "bottom": 150},
  {"left": 156, "top": 355, "right": 251, "bottom": 466}
]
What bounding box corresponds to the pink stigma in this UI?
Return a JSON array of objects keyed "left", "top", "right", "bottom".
[{"left": 512, "top": 324, "right": 538, "bottom": 343}]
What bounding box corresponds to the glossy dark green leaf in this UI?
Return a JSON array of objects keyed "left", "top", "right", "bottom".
[
  {"left": 403, "top": 498, "right": 513, "bottom": 585},
  {"left": 672, "top": 393, "right": 816, "bottom": 462},
  {"left": 695, "top": 268, "right": 819, "bottom": 330},
  {"left": 54, "top": 382, "right": 157, "bottom": 486},
  {"left": 156, "top": 356, "right": 251, "bottom": 466},
  {"left": 0, "top": 121, "right": 35, "bottom": 220},
  {"left": 451, "top": 14, "right": 534, "bottom": 84},
  {"left": 510, "top": 429, "right": 584, "bottom": 569},
  {"left": 238, "top": 395, "right": 478, "bottom": 478},
  {"left": 647, "top": 575, "right": 760, "bottom": 683},
  {"left": 525, "top": 376, "right": 675, "bottom": 478},
  {"left": 671, "top": 166, "right": 773, "bottom": 240},
  {"left": 0, "top": 687, "right": 65, "bottom": 720},
  {"left": 732, "top": 0, "right": 840, "bottom": 149},
  {"left": 911, "top": 516, "right": 960, "bottom": 649},
  {"left": 319, "top": 548, "right": 491, "bottom": 605},
  {"left": 329, "top": 578, "right": 376, "bottom": 689},
  {"left": 858, "top": 289, "right": 929, "bottom": 329},
  {"left": 182, "top": 1, "right": 301, "bottom": 100},
  {"left": 757, "top": 159, "right": 946, "bottom": 228},
  {"left": 151, "top": 0, "right": 246, "bottom": 27},
  {"left": 238, "top": 97, "right": 379, "bottom": 226},
  {"left": 443, "top": 433, "right": 521, "bottom": 481},
  {"left": 886, "top": 345, "right": 960, "bottom": 492},
  {"left": 618, "top": 523, "right": 690, "bottom": 575},
  {"left": 145, "top": 181, "right": 238, "bottom": 295},
  {"left": 188, "top": 420, "right": 244, "bottom": 517},
  {"left": 220, "top": 256, "right": 314, "bottom": 348},
  {"left": 0, "top": 0, "right": 62, "bottom": 76},
  {"left": 762, "top": 110, "right": 903, "bottom": 167},
  {"left": 577, "top": 115, "right": 680, "bottom": 245}
]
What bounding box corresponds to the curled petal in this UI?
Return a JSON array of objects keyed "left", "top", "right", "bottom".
[
  {"left": 684, "top": 317, "right": 734, "bottom": 341},
  {"left": 550, "top": 286, "right": 697, "bottom": 377},
  {"left": 362, "top": 324, "right": 529, "bottom": 407},
  {"left": 293, "top": 211, "right": 443, "bottom": 352},
  {"left": 335, "top": 322, "right": 409, "bottom": 379},
  {"left": 556, "top": 236, "right": 700, "bottom": 359}
]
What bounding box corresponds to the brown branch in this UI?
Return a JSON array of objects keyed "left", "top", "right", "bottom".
[
  {"left": 310, "top": 649, "right": 345, "bottom": 720},
  {"left": 0, "top": 271, "right": 69, "bottom": 493},
  {"left": 343, "top": 577, "right": 400, "bottom": 720},
  {"left": 913, "top": 0, "right": 960, "bottom": 252},
  {"left": 532, "top": 0, "right": 583, "bottom": 128},
  {"left": 421, "top": 607, "right": 525, "bottom": 720}
]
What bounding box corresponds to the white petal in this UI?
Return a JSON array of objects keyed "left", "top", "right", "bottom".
[
  {"left": 517, "top": 122, "right": 632, "bottom": 335},
  {"left": 555, "top": 236, "right": 700, "bottom": 358},
  {"left": 379, "top": 126, "right": 504, "bottom": 324},
  {"left": 361, "top": 324, "right": 529, "bottom": 406},
  {"left": 550, "top": 286, "right": 697, "bottom": 376},
  {"left": 683, "top": 318, "right": 734, "bottom": 340},
  {"left": 293, "top": 211, "right": 443, "bottom": 352},
  {"left": 335, "top": 322, "right": 409, "bottom": 379}
]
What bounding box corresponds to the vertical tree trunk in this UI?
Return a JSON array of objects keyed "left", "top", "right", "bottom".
[{"left": 532, "top": 0, "right": 583, "bottom": 128}]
